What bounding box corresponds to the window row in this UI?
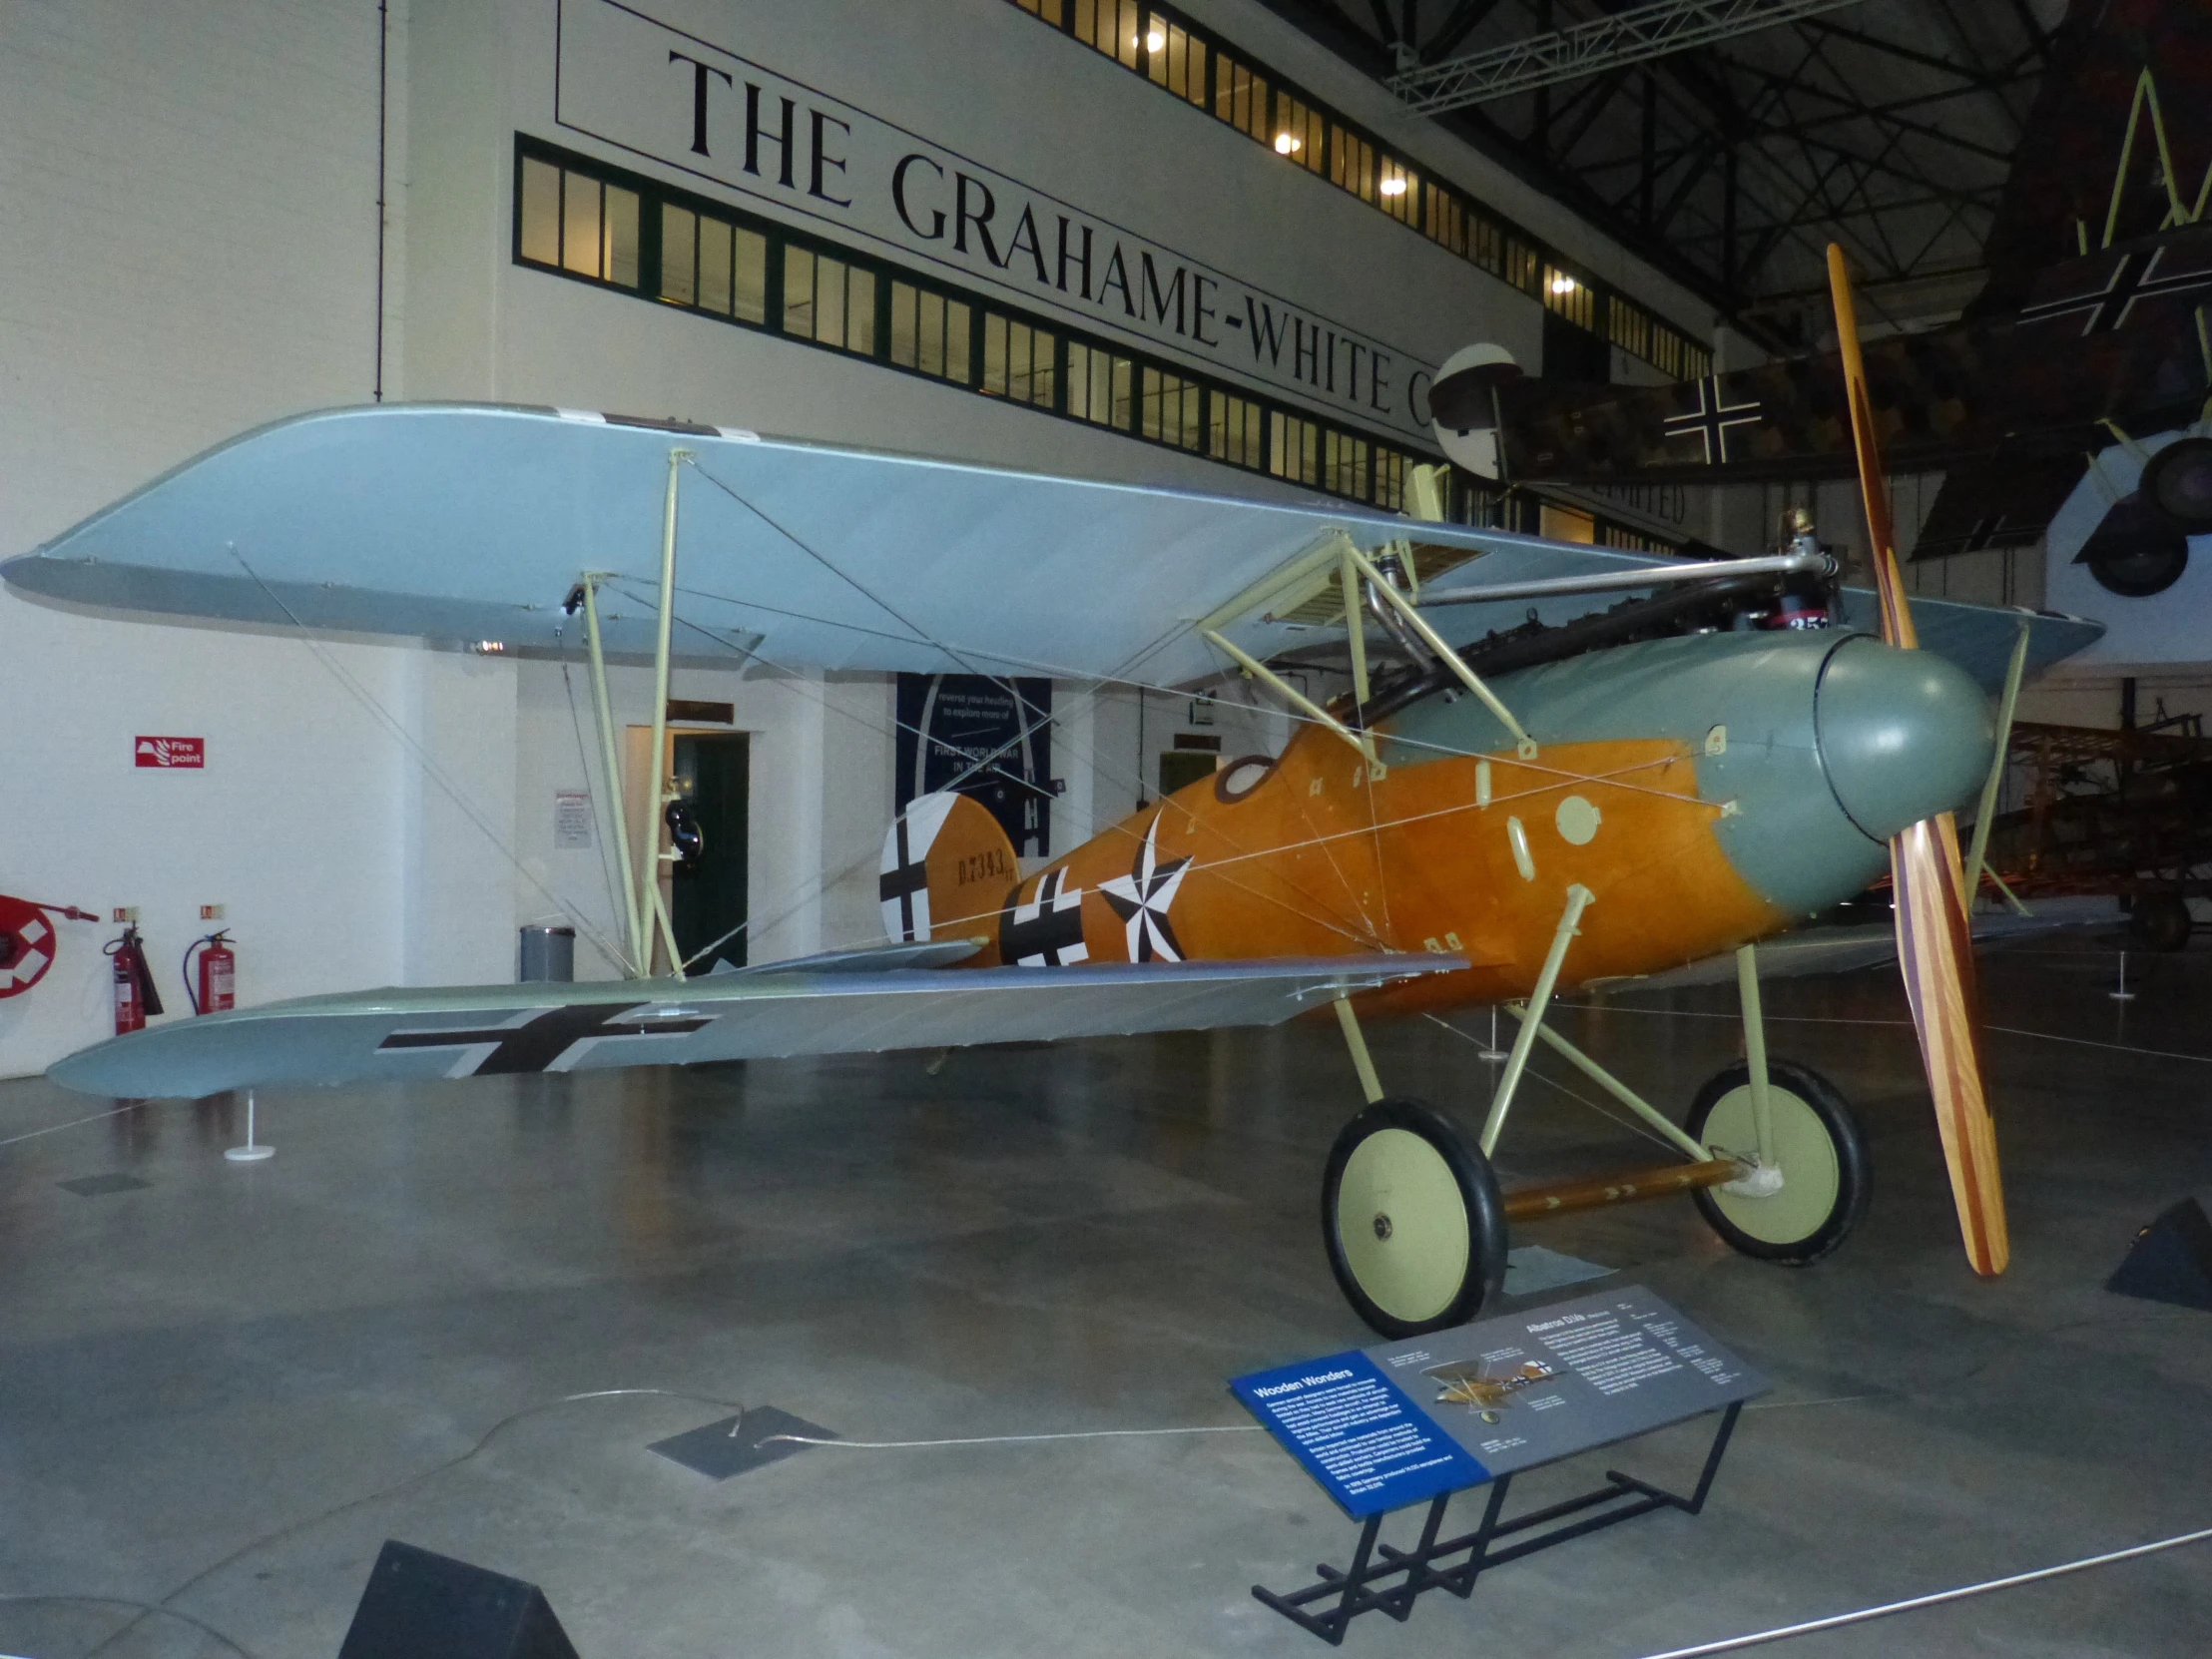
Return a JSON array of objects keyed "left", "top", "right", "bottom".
[
  {"left": 1005, "top": 0, "right": 1711, "bottom": 383},
  {"left": 517, "top": 144, "right": 1431, "bottom": 515}
]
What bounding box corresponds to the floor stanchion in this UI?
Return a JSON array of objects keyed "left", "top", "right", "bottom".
[{"left": 225, "top": 1089, "right": 274, "bottom": 1163}]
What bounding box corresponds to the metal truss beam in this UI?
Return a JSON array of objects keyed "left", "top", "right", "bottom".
[{"left": 1387, "top": 0, "right": 1863, "bottom": 114}]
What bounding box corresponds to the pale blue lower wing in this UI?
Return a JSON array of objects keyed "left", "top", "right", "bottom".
[{"left": 47, "top": 955, "right": 1466, "bottom": 1100}]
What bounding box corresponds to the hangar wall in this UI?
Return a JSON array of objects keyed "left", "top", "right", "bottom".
[
  {"left": 0, "top": 0, "right": 443, "bottom": 1076},
  {"left": 1, "top": 0, "right": 1724, "bottom": 1077}
]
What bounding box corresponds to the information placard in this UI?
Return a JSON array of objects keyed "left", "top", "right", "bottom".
[
  {"left": 1229, "top": 1351, "right": 1487, "bottom": 1518},
  {"left": 1232, "top": 1287, "right": 1766, "bottom": 1516}
]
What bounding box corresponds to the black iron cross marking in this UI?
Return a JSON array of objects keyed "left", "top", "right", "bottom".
[
  {"left": 2017, "top": 247, "right": 2212, "bottom": 335},
  {"left": 1662, "top": 375, "right": 1763, "bottom": 465},
  {"left": 377, "top": 1003, "right": 711, "bottom": 1076},
  {"left": 1000, "top": 868, "right": 1088, "bottom": 967},
  {"left": 878, "top": 817, "right": 929, "bottom": 941}
]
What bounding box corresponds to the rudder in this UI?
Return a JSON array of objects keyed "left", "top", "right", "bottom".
[{"left": 879, "top": 792, "right": 1016, "bottom": 957}]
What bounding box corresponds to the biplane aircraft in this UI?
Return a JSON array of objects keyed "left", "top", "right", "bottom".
[
  {"left": 1426, "top": 0, "right": 2212, "bottom": 590},
  {"left": 5, "top": 257, "right": 2100, "bottom": 1337}
]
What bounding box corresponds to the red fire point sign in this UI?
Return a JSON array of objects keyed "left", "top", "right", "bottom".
[{"left": 135, "top": 736, "right": 206, "bottom": 769}]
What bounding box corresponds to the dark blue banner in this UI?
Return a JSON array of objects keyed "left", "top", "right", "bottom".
[{"left": 894, "top": 674, "right": 1055, "bottom": 856}]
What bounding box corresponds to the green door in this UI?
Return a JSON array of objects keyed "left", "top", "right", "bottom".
[{"left": 670, "top": 732, "right": 750, "bottom": 974}]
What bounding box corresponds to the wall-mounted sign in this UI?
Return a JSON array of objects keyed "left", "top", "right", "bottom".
[
  {"left": 553, "top": 790, "right": 596, "bottom": 848},
  {"left": 135, "top": 736, "right": 205, "bottom": 769},
  {"left": 554, "top": 0, "right": 1437, "bottom": 442}
]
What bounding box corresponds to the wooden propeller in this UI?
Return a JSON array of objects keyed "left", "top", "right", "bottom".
[{"left": 1828, "top": 245, "right": 2010, "bottom": 1276}]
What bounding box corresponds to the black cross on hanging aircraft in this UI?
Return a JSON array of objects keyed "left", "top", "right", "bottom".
[
  {"left": 1422, "top": 0, "right": 2212, "bottom": 584},
  {"left": 378, "top": 1003, "right": 712, "bottom": 1076},
  {"left": 1428, "top": 224, "right": 2212, "bottom": 505},
  {"left": 2014, "top": 243, "right": 2212, "bottom": 335},
  {"left": 1660, "top": 376, "right": 1765, "bottom": 466}
]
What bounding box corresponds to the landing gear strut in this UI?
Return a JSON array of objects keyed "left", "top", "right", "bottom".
[{"left": 1319, "top": 895, "right": 1875, "bottom": 1337}]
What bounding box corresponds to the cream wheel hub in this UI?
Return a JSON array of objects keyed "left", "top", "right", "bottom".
[
  {"left": 1698, "top": 1084, "right": 1840, "bottom": 1245},
  {"left": 1335, "top": 1127, "right": 1470, "bottom": 1325}
]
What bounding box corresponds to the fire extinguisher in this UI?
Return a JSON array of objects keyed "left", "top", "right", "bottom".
[
  {"left": 105, "top": 924, "right": 164, "bottom": 1035},
  {"left": 184, "top": 931, "right": 237, "bottom": 1014}
]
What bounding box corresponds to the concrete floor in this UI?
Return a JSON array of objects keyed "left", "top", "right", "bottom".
[{"left": 3, "top": 937, "right": 2210, "bottom": 1658}]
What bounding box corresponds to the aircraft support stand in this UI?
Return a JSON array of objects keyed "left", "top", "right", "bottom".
[
  {"left": 224, "top": 1088, "right": 274, "bottom": 1163},
  {"left": 1252, "top": 1401, "right": 1744, "bottom": 1645}
]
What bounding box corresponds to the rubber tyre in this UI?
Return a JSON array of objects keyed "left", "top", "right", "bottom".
[
  {"left": 1323, "top": 1098, "right": 1507, "bottom": 1338},
  {"left": 1685, "top": 1060, "right": 1869, "bottom": 1265},
  {"left": 2130, "top": 894, "right": 2193, "bottom": 953}
]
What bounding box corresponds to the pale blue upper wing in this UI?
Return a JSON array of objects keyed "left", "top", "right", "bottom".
[
  {"left": 0, "top": 403, "right": 1531, "bottom": 686},
  {"left": 46, "top": 954, "right": 1464, "bottom": 1100},
  {"left": 1, "top": 402, "right": 2101, "bottom": 690}
]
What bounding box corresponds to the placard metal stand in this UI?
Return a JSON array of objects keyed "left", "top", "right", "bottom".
[
  {"left": 1252, "top": 1400, "right": 1742, "bottom": 1644},
  {"left": 1231, "top": 1286, "right": 1765, "bottom": 1645}
]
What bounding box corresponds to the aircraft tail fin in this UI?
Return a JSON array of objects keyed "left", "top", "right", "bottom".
[{"left": 878, "top": 792, "right": 1015, "bottom": 956}]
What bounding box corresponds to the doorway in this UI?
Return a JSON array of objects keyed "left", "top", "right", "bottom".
[{"left": 668, "top": 732, "right": 750, "bottom": 974}]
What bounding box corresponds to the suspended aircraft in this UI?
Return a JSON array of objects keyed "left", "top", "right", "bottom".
[
  {"left": 4, "top": 256, "right": 2098, "bottom": 1337},
  {"left": 1425, "top": 0, "right": 2212, "bottom": 596}
]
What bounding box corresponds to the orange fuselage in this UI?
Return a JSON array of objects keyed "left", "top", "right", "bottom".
[{"left": 958, "top": 723, "right": 1779, "bottom": 1014}]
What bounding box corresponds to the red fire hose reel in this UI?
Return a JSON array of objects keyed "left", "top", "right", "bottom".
[
  {"left": 0, "top": 895, "right": 242, "bottom": 1033},
  {"left": 0, "top": 894, "right": 97, "bottom": 1001}
]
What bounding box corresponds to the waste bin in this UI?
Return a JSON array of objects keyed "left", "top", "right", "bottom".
[{"left": 518, "top": 923, "right": 575, "bottom": 982}]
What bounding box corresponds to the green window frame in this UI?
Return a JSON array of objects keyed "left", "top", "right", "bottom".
[
  {"left": 1001, "top": 0, "right": 1712, "bottom": 383},
  {"left": 511, "top": 136, "right": 1454, "bottom": 517},
  {"left": 507, "top": 135, "right": 1678, "bottom": 545}
]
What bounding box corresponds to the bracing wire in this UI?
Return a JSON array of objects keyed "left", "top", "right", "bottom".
[
  {"left": 0, "top": 1595, "right": 260, "bottom": 1659},
  {"left": 75, "top": 1388, "right": 751, "bottom": 1659},
  {"left": 606, "top": 600, "right": 1126, "bottom": 970},
  {"left": 236, "top": 453, "right": 1720, "bottom": 981},
  {"left": 607, "top": 491, "right": 1722, "bottom": 968},
  {"left": 1632, "top": 1525, "right": 2212, "bottom": 1659},
  {"left": 684, "top": 458, "right": 1002, "bottom": 682},
  {"left": 1423, "top": 1011, "right": 1686, "bottom": 1155},
  {"left": 628, "top": 602, "right": 1394, "bottom": 966},
  {"left": 611, "top": 562, "right": 1390, "bottom": 963},
  {"left": 225, "top": 550, "right": 630, "bottom": 970}
]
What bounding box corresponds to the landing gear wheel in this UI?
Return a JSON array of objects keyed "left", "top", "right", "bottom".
[
  {"left": 1686, "top": 1060, "right": 1869, "bottom": 1265},
  {"left": 1324, "top": 1098, "right": 1507, "bottom": 1338},
  {"left": 2130, "top": 894, "right": 2192, "bottom": 953}
]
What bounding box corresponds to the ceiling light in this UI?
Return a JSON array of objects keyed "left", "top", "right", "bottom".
[
  {"left": 1146, "top": 27, "right": 1166, "bottom": 51},
  {"left": 1380, "top": 176, "right": 1407, "bottom": 197},
  {"left": 1274, "top": 132, "right": 1301, "bottom": 155},
  {"left": 1549, "top": 275, "right": 1578, "bottom": 294}
]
